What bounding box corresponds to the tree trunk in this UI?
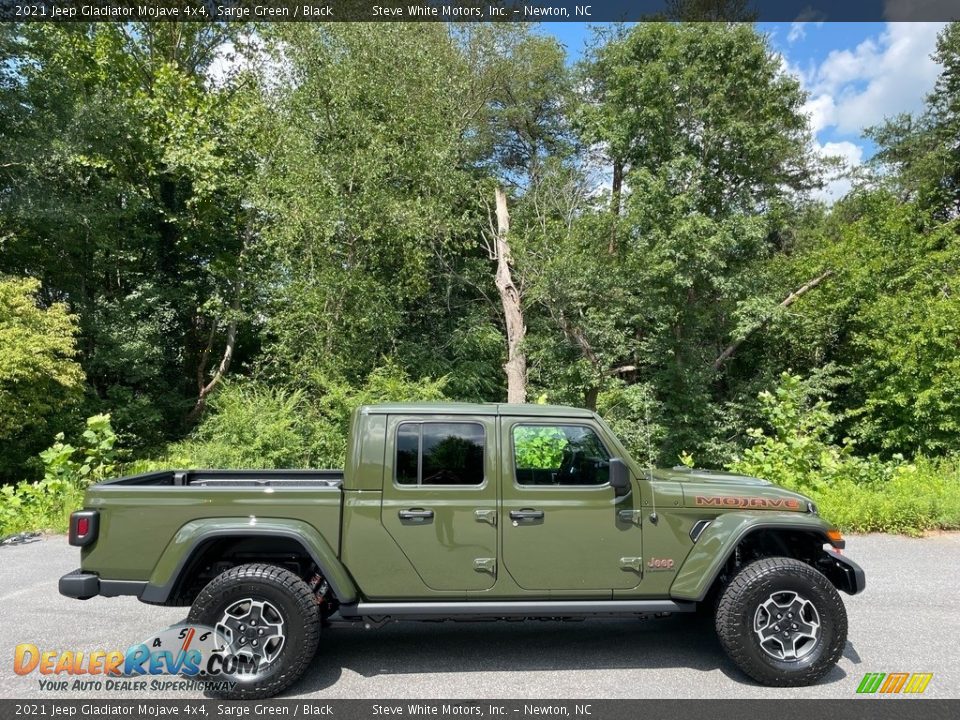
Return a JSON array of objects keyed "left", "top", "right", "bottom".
[
  {"left": 493, "top": 186, "right": 527, "bottom": 404},
  {"left": 609, "top": 158, "right": 623, "bottom": 254},
  {"left": 187, "top": 285, "right": 241, "bottom": 423},
  {"left": 584, "top": 386, "right": 599, "bottom": 412}
]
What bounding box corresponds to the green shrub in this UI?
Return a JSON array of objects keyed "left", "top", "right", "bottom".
[
  {"left": 153, "top": 363, "right": 448, "bottom": 470},
  {"left": 0, "top": 276, "right": 85, "bottom": 482},
  {"left": 0, "top": 414, "right": 116, "bottom": 536},
  {"left": 728, "top": 372, "right": 960, "bottom": 535},
  {"left": 173, "top": 383, "right": 318, "bottom": 469}
]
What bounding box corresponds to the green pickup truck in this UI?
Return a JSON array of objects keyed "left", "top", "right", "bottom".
[{"left": 60, "top": 403, "right": 864, "bottom": 698}]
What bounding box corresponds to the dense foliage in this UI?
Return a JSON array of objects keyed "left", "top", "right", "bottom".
[
  {"left": 2, "top": 21, "right": 959, "bottom": 535},
  {"left": 0, "top": 414, "right": 116, "bottom": 535},
  {"left": 0, "top": 277, "right": 83, "bottom": 480}
]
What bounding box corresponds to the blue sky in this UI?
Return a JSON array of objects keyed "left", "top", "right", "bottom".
[{"left": 540, "top": 22, "right": 948, "bottom": 200}]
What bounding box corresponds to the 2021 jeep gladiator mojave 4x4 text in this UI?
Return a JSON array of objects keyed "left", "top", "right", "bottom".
[{"left": 60, "top": 403, "right": 864, "bottom": 698}]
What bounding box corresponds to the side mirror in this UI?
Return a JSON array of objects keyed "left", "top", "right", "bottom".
[{"left": 609, "top": 458, "right": 631, "bottom": 498}]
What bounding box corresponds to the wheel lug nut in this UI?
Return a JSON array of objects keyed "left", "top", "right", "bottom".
[
  {"left": 252, "top": 640, "right": 258, "bottom": 646},
  {"left": 258, "top": 629, "right": 264, "bottom": 636}
]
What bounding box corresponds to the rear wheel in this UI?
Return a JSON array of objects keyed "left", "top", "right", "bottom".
[
  {"left": 715, "top": 557, "right": 847, "bottom": 686},
  {"left": 188, "top": 563, "right": 320, "bottom": 699}
]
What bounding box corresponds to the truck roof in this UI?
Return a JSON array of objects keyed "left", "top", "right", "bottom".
[{"left": 359, "top": 402, "right": 598, "bottom": 418}]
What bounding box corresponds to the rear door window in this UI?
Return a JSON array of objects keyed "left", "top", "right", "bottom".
[{"left": 395, "top": 422, "right": 486, "bottom": 486}]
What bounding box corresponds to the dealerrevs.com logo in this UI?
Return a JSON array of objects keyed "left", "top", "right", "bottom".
[
  {"left": 857, "top": 673, "right": 934, "bottom": 695},
  {"left": 13, "top": 624, "right": 261, "bottom": 693}
]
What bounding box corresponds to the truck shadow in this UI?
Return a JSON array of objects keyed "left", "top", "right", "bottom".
[{"left": 284, "top": 614, "right": 852, "bottom": 696}]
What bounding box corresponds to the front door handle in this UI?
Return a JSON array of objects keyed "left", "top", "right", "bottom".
[
  {"left": 399, "top": 508, "right": 434, "bottom": 521},
  {"left": 510, "top": 509, "right": 544, "bottom": 522}
]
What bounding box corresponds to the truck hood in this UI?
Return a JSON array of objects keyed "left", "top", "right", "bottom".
[
  {"left": 651, "top": 466, "right": 772, "bottom": 486},
  {"left": 651, "top": 467, "right": 813, "bottom": 513}
]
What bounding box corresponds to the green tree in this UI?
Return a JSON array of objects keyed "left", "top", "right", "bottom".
[
  {"left": 254, "top": 24, "right": 483, "bottom": 388},
  {"left": 767, "top": 192, "right": 960, "bottom": 456},
  {"left": 868, "top": 23, "right": 960, "bottom": 219},
  {"left": 0, "top": 23, "right": 261, "bottom": 447},
  {"left": 529, "top": 23, "right": 822, "bottom": 463},
  {"left": 0, "top": 277, "right": 84, "bottom": 480}
]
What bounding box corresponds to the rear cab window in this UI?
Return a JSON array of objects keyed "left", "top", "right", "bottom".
[{"left": 395, "top": 422, "right": 486, "bottom": 486}]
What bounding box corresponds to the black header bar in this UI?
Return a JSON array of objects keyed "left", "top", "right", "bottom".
[{"left": 2, "top": 0, "right": 959, "bottom": 23}]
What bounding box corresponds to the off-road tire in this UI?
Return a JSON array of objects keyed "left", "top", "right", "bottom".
[
  {"left": 188, "top": 563, "right": 320, "bottom": 700},
  {"left": 715, "top": 556, "right": 847, "bottom": 686}
]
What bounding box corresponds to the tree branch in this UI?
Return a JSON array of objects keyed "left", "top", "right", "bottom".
[
  {"left": 712, "top": 269, "right": 833, "bottom": 371},
  {"left": 195, "top": 319, "right": 218, "bottom": 393}
]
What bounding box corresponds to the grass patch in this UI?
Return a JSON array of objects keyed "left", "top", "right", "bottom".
[{"left": 814, "top": 456, "right": 960, "bottom": 536}]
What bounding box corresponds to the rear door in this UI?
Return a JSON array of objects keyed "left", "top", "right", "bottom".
[
  {"left": 381, "top": 415, "right": 498, "bottom": 592},
  {"left": 500, "top": 418, "right": 642, "bottom": 592}
]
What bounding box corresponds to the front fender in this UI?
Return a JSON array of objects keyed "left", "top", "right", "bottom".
[
  {"left": 670, "top": 512, "right": 835, "bottom": 602},
  {"left": 140, "top": 517, "right": 357, "bottom": 604}
]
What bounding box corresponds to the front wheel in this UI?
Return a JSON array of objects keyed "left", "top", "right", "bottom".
[
  {"left": 187, "top": 563, "right": 320, "bottom": 699},
  {"left": 715, "top": 557, "right": 847, "bottom": 686}
]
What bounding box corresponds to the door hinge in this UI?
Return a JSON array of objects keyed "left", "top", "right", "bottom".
[
  {"left": 617, "top": 510, "right": 643, "bottom": 525},
  {"left": 473, "top": 557, "right": 496, "bottom": 574},
  {"left": 474, "top": 509, "right": 497, "bottom": 526},
  {"left": 620, "top": 556, "right": 643, "bottom": 573}
]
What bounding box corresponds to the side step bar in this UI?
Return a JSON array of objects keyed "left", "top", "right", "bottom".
[{"left": 338, "top": 599, "right": 695, "bottom": 619}]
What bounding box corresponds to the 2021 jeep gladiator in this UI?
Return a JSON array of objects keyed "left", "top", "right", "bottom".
[{"left": 60, "top": 403, "right": 864, "bottom": 698}]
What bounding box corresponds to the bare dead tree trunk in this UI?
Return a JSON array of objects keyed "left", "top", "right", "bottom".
[
  {"left": 188, "top": 284, "right": 241, "bottom": 423},
  {"left": 493, "top": 186, "right": 527, "bottom": 404},
  {"left": 713, "top": 269, "right": 834, "bottom": 371}
]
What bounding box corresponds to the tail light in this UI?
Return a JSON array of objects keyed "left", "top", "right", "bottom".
[{"left": 69, "top": 510, "right": 99, "bottom": 547}]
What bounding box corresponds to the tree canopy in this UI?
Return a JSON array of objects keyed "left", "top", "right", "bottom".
[{"left": 1, "top": 21, "right": 959, "bottom": 482}]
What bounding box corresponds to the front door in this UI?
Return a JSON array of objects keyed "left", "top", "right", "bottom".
[
  {"left": 381, "top": 416, "right": 498, "bottom": 592},
  {"left": 500, "top": 419, "right": 642, "bottom": 592}
]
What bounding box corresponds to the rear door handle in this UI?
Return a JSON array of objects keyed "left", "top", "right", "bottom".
[
  {"left": 510, "top": 509, "right": 544, "bottom": 522},
  {"left": 399, "top": 508, "right": 434, "bottom": 521}
]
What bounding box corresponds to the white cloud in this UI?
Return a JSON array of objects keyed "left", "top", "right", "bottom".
[
  {"left": 778, "top": 22, "right": 946, "bottom": 203},
  {"left": 803, "top": 94, "right": 836, "bottom": 134},
  {"left": 813, "top": 141, "right": 865, "bottom": 203},
  {"left": 796, "top": 22, "right": 945, "bottom": 135},
  {"left": 788, "top": 21, "right": 824, "bottom": 45}
]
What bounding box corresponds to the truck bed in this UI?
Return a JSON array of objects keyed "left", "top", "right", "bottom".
[
  {"left": 80, "top": 469, "right": 345, "bottom": 583},
  {"left": 100, "top": 468, "right": 344, "bottom": 488}
]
